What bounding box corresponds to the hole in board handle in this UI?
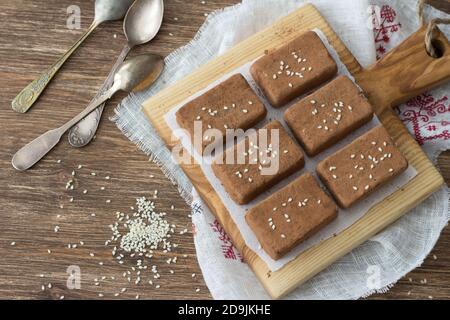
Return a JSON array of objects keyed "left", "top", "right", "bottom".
[{"left": 428, "top": 39, "right": 445, "bottom": 58}]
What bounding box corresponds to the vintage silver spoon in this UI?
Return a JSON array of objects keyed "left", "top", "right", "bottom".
[
  {"left": 11, "top": 0, "right": 135, "bottom": 114},
  {"left": 12, "top": 54, "right": 165, "bottom": 171},
  {"left": 68, "top": 0, "right": 164, "bottom": 148}
]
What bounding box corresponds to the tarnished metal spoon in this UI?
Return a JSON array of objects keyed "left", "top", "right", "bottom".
[
  {"left": 11, "top": 0, "right": 135, "bottom": 114},
  {"left": 68, "top": 0, "right": 164, "bottom": 148},
  {"left": 12, "top": 54, "right": 165, "bottom": 171}
]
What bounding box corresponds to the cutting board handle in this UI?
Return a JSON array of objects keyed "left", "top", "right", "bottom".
[{"left": 355, "top": 25, "right": 450, "bottom": 111}]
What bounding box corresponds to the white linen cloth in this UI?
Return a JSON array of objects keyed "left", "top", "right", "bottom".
[{"left": 113, "top": 0, "right": 450, "bottom": 299}]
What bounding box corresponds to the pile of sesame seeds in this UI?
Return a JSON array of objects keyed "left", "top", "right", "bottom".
[
  {"left": 26, "top": 160, "right": 204, "bottom": 299},
  {"left": 111, "top": 197, "right": 174, "bottom": 254}
]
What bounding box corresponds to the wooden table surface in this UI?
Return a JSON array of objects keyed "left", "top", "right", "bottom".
[{"left": 0, "top": 0, "right": 449, "bottom": 300}]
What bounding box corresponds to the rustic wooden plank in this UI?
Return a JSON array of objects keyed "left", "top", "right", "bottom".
[{"left": 0, "top": 0, "right": 449, "bottom": 300}]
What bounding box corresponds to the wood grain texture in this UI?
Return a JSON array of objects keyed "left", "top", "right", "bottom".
[
  {"left": 356, "top": 26, "right": 450, "bottom": 111},
  {"left": 0, "top": 0, "right": 449, "bottom": 300}
]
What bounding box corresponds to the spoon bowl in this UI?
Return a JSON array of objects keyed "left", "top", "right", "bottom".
[
  {"left": 94, "top": 0, "right": 136, "bottom": 24},
  {"left": 124, "top": 0, "right": 164, "bottom": 47},
  {"left": 115, "top": 54, "right": 165, "bottom": 92}
]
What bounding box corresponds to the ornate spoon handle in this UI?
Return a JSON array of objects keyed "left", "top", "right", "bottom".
[
  {"left": 68, "top": 44, "right": 131, "bottom": 147},
  {"left": 12, "top": 85, "right": 117, "bottom": 171},
  {"left": 11, "top": 22, "right": 99, "bottom": 113}
]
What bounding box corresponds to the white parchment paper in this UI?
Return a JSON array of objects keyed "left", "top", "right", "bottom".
[{"left": 164, "top": 29, "right": 417, "bottom": 271}]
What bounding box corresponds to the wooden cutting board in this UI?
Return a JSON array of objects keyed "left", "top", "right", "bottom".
[{"left": 142, "top": 4, "right": 450, "bottom": 299}]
